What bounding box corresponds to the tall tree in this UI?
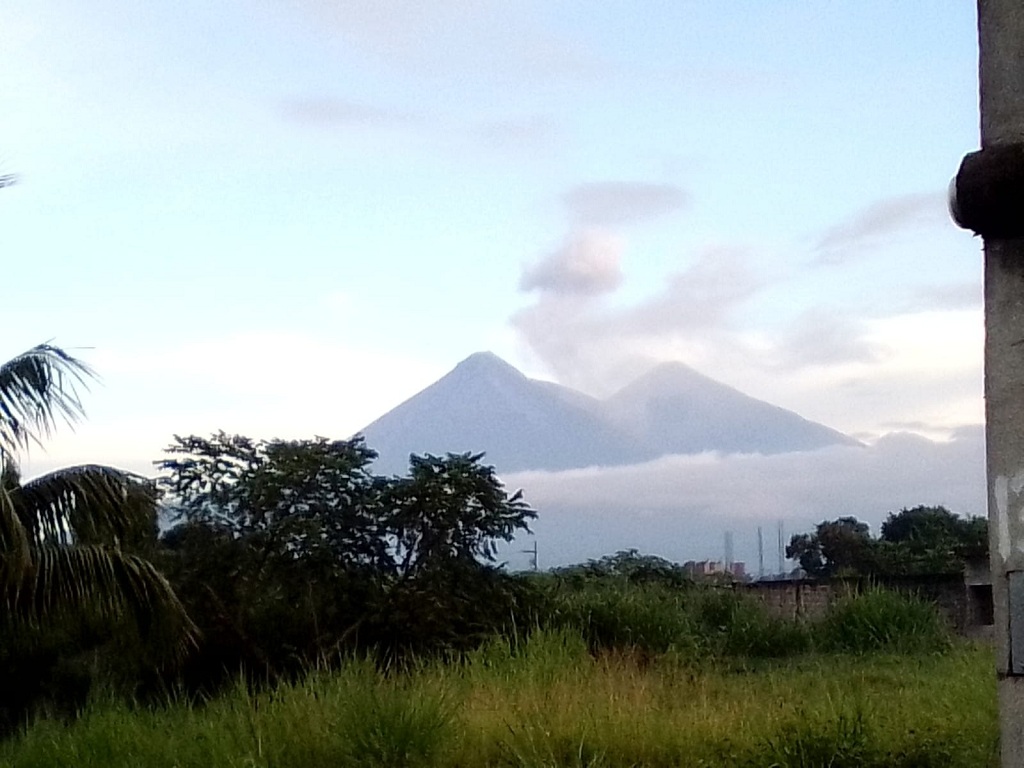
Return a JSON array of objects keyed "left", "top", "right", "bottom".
[
  {"left": 787, "top": 517, "right": 874, "bottom": 577},
  {"left": 0, "top": 344, "right": 193, "bottom": 653}
]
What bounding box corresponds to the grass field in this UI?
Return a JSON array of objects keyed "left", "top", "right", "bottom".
[{"left": 0, "top": 629, "right": 999, "bottom": 768}]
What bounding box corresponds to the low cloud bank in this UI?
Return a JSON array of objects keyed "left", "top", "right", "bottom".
[{"left": 501, "top": 426, "right": 985, "bottom": 569}]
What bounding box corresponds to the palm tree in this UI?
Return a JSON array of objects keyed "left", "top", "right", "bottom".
[{"left": 0, "top": 343, "right": 194, "bottom": 655}]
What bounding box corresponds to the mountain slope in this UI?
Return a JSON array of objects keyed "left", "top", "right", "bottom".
[
  {"left": 357, "top": 352, "right": 646, "bottom": 474},
  {"left": 356, "top": 352, "right": 858, "bottom": 474},
  {"left": 605, "top": 361, "right": 859, "bottom": 456}
]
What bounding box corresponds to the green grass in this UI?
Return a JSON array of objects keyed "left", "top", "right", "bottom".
[{"left": 0, "top": 630, "right": 999, "bottom": 768}]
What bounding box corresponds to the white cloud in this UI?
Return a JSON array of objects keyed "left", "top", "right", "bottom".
[
  {"left": 815, "top": 192, "right": 948, "bottom": 264},
  {"left": 513, "top": 246, "right": 766, "bottom": 395},
  {"left": 519, "top": 230, "right": 625, "bottom": 296},
  {"left": 19, "top": 332, "right": 446, "bottom": 481},
  {"left": 504, "top": 426, "right": 986, "bottom": 566},
  {"left": 563, "top": 181, "right": 688, "bottom": 227},
  {"left": 286, "top": 0, "right": 607, "bottom": 80},
  {"left": 281, "top": 98, "right": 413, "bottom": 127}
]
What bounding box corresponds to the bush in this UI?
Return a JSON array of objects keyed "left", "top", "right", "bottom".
[
  {"left": 536, "top": 581, "right": 701, "bottom": 658},
  {"left": 693, "top": 590, "right": 811, "bottom": 659},
  {"left": 814, "top": 586, "right": 951, "bottom": 654}
]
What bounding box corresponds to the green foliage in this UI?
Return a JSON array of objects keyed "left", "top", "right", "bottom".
[
  {"left": 328, "top": 668, "right": 453, "bottom": 768},
  {"left": 0, "top": 643, "right": 999, "bottom": 767},
  {"left": 814, "top": 587, "right": 952, "bottom": 654},
  {"left": 879, "top": 505, "right": 989, "bottom": 572},
  {"left": 532, "top": 572, "right": 809, "bottom": 662},
  {"left": 788, "top": 507, "right": 988, "bottom": 578},
  {"left": 552, "top": 549, "right": 695, "bottom": 588},
  {"left": 787, "top": 517, "right": 873, "bottom": 578},
  {"left": 0, "top": 344, "right": 194, "bottom": 734},
  {"left": 156, "top": 434, "right": 537, "bottom": 683},
  {"left": 388, "top": 452, "right": 534, "bottom": 574},
  {"left": 761, "top": 708, "right": 870, "bottom": 768}
]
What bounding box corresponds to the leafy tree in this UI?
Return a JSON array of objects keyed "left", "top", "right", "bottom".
[
  {"left": 158, "top": 433, "right": 389, "bottom": 572},
  {"left": 156, "top": 434, "right": 389, "bottom": 681},
  {"left": 787, "top": 517, "right": 873, "bottom": 577},
  {"left": 553, "top": 548, "right": 694, "bottom": 588},
  {"left": 788, "top": 507, "right": 989, "bottom": 579},
  {"left": 877, "top": 505, "right": 988, "bottom": 573},
  {"left": 786, "top": 532, "right": 825, "bottom": 577},
  {"left": 385, "top": 452, "right": 535, "bottom": 578},
  {"left": 156, "top": 437, "right": 537, "bottom": 671}
]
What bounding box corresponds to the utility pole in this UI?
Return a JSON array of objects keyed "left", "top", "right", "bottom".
[
  {"left": 757, "top": 526, "right": 765, "bottom": 580},
  {"left": 521, "top": 540, "right": 538, "bottom": 572},
  {"left": 951, "top": 3, "right": 1024, "bottom": 764}
]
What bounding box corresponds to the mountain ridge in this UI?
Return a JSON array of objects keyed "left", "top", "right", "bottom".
[{"left": 356, "top": 351, "right": 858, "bottom": 475}]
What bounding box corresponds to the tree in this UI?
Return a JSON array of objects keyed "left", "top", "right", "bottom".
[
  {"left": 385, "top": 452, "right": 536, "bottom": 578},
  {"left": 0, "top": 344, "right": 193, "bottom": 652},
  {"left": 553, "top": 549, "right": 694, "bottom": 588},
  {"left": 157, "top": 438, "right": 537, "bottom": 667},
  {"left": 787, "top": 507, "right": 988, "bottom": 579},
  {"left": 877, "top": 505, "right": 988, "bottom": 573},
  {"left": 787, "top": 517, "right": 874, "bottom": 577},
  {"left": 786, "top": 532, "right": 825, "bottom": 577},
  {"left": 158, "top": 432, "right": 389, "bottom": 573}
]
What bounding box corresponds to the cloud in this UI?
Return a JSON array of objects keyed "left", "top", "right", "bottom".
[
  {"left": 815, "top": 192, "right": 948, "bottom": 264},
  {"left": 771, "top": 309, "right": 882, "bottom": 370},
  {"left": 514, "top": 246, "right": 765, "bottom": 394},
  {"left": 503, "top": 426, "right": 985, "bottom": 567},
  {"left": 475, "top": 115, "right": 560, "bottom": 153},
  {"left": 286, "top": 0, "right": 608, "bottom": 81},
  {"left": 908, "top": 281, "right": 982, "bottom": 312},
  {"left": 563, "top": 182, "right": 688, "bottom": 227},
  {"left": 281, "top": 98, "right": 412, "bottom": 127},
  {"left": 519, "top": 231, "right": 625, "bottom": 296},
  {"left": 16, "top": 331, "right": 448, "bottom": 483},
  {"left": 627, "top": 248, "right": 764, "bottom": 333}
]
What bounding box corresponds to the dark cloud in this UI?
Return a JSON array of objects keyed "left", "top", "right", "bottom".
[
  {"left": 519, "top": 231, "right": 624, "bottom": 297},
  {"left": 815, "top": 192, "right": 947, "bottom": 264},
  {"left": 563, "top": 181, "right": 688, "bottom": 227},
  {"left": 504, "top": 425, "right": 985, "bottom": 567}
]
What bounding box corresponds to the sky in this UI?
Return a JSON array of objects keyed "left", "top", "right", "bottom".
[{"left": 0, "top": 2, "right": 989, "bottom": 566}]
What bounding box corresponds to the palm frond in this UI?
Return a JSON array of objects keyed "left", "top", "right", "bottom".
[
  {"left": 0, "top": 344, "right": 94, "bottom": 455},
  {"left": 0, "top": 173, "right": 16, "bottom": 189},
  {"left": 9, "top": 543, "right": 198, "bottom": 659},
  {"left": 0, "top": 479, "right": 32, "bottom": 601},
  {"left": 14, "top": 464, "right": 158, "bottom": 548}
]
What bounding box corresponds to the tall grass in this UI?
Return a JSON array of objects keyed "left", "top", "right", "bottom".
[
  {"left": 536, "top": 581, "right": 811, "bottom": 662},
  {"left": 815, "top": 585, "right": 952, "bottom": 654},
  {"left": 0, "top": 586, "right": 992, "bottom": 767},
  {"left": 0, "top": 630, "right": 998, "bottom": 768}
]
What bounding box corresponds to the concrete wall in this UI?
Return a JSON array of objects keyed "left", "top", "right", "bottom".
[{"left": 743, "top": 573, "right": 983, "bottom": 636}]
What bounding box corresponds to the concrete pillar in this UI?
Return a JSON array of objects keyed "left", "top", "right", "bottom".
[{"left": 977, "top": 2, "right": 1024, "bottom": 764}]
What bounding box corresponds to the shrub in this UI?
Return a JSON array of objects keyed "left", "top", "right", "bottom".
[{"left": 814, "top": 586, "right": 951, "bottom": 654}]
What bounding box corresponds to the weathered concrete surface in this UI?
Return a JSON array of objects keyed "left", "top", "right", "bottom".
[{"left": 978, "top": 1, "right": 1024, "bottom": 764}]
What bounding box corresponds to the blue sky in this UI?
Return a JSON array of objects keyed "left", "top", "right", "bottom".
[{"left": 2, "top": 2, "right": 984, "bottom": 510}]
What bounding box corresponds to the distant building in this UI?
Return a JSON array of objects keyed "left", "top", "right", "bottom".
[{"left": 683, "top": 559, "right": 747, "bottom": 581}]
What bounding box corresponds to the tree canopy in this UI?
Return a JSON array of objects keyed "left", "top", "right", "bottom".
[
  {"left": 156, "top": 433, "right": 537, "bottom": 668},
  {"left": 787, "top": 506, "right": 987, "bottom": 578}
]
